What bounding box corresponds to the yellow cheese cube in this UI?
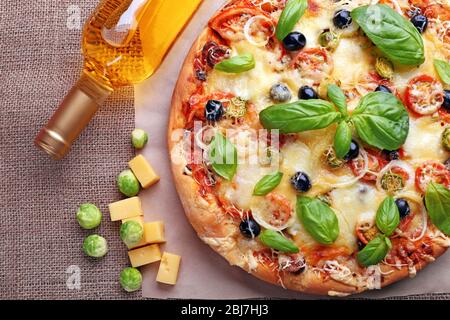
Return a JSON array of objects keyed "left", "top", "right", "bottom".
[
  {"left": 144, "top": 221, "right": 166, "bottom": 244},
  {"left": 122, "top": 216, "right": 148, "bottom": 249},
  {"left": 156, "top": 252, "right": 181, "bottom": 285},
  {"left": 128, "top": 244, "right": 161, "bottom": 267},
  {"left": 129, "top": 155, "right": 160, "bottom": 189},
  {"left": 109, "top": 197, "right": 143, "bottom": 221}
]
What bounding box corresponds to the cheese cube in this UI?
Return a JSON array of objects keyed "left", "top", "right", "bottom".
[
  {"left": 129, "top": 155, "right": 160, "bottom": 188},
  {"left": 128, "top": 244, "right": 161, "bottom": 267},
  {"left": 156, "top": 252, "right": 181, "bottom": 285},
  {"left": 109, "top": 197, "right": 143, "bottom": 221},
  {"left": 144, "top": 221, "right": 166, "bottom": 244},
  {"left": 122, "top": 216, "right": 148, "bottom": 249}
]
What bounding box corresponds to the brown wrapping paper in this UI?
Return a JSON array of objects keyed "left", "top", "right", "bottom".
[{"left": 135, "top": 0, "right": 450, "bottom": 299}]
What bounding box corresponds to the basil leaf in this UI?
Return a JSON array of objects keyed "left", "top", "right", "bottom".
[
  {"left": 352, "top": 92, "right": 409, "bottom": 151},
  {"left": 334, "top": 121, "right": 352, "bottom": 159},
  {"left": 209, "top": 133, "right": 238, "bottom": 181},
  {"left": 351, "top": 4, "right": 424, "bottom": 66},
  {"left": 276, "top": 0, "right": 308, "bottom": 41},
  {"left": 375, "top": 196, "right": 400, "bottom": 236},
  {"left": 296, "top": 196, "right": 339, "bottom": 245},
  {"left": 425, "top": 182, "right": 450, "bottom": 236},
  {"left": 259, "top": 100, "right": 341, "bottom": 134},
  {"left": 214, "top": 54, "right": 255, "bottom": 73},
  {"left": 327, "top": 84, "right": 348, "bottom": 117},
  {"left": 259, "top": 230, "right": 299, "bottom": 253},
  {"left": 434, "top": 59, "right": 450, "bottom": 85},
  {"left": 253, "top": 172, "right": 283, "bottom": 196},
  {"left": 357, "top": 235, "right": 392, "bottom": 267}
]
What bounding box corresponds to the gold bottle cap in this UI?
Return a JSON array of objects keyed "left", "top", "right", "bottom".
[{"left": 35, "top": 73, "right": 112, "bottom": 160}]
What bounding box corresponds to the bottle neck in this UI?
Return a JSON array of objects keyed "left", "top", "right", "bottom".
[{"left": 35, "top": 73, "right": 112, "bottom": 159}]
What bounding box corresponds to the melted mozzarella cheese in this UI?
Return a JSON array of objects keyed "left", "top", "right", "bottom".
[
  {"left": 206, "top": 42, "right": 282, "bottom": 112},
  {"left": 403, "top": 117, "right": 448, "bottom": 164},
  {"left": 330, "top": 183, "right": 385, "bottom": 250}
]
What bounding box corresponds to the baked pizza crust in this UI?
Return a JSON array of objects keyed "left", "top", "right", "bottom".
[{"left": 167, "top": 3, "right": 449, "bottom": 296}]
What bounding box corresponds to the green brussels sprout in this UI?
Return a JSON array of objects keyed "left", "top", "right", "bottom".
[
  {"left": 375, "top": 57, "right": 394, "bottom": 79},
  {"left": 225, "top": 97, "right": 247, "bottom": 119},
  {"left": 120, "top": 221, "right": 144, "bottom": 247},
  {"left": 319, "top": 30, "right": 339, "bottom": 50},
  {"left": 83, "top": 235, "right": 108, "bottom": 258},
  {"left": 76, "top": 203, "right": 102, "bottom": 229},
  {"left": 381, "top": 171, "right": 404, "bottom": 193},
  {"left": 119, "top": 267, "right": 142, "bottom": 292},
  {"left": 131, "top": 129, "right": 148, "bottom": 149},
  {"left": 323, "top": 146, "right": 345, "bottom": 169},
  {"left": 442, "top": 127, "right": 450, "bottom": 151},
  {"left": 117, "top": 169, "right": 140, "bottom": 197}
]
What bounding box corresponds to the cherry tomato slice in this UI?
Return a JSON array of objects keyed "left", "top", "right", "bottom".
[
  {"left": 415, "top": 161, "right": 450, "bottom": 193},
  {"left": 291, "top": 48, "right": 333, "bottom": 84},
  {"left": 404, "top": 75, "right": 444, "bottom": 116},
  {"left": 209, "top": 4, "right": 272, "bottom": 42}
]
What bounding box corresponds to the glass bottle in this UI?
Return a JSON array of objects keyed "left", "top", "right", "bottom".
[{"left": 35, "top": 0, "right": 202, "bottom": 159}]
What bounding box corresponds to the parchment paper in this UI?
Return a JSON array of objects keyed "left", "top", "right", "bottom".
[{"left": 135, "top": 0, "right": 450, "bottom": 299}]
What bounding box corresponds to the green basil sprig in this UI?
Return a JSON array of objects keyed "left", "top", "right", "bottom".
[
  {"left": 259, "top": 99, "right": 342, "bottom": 134},
  {"left": 357, "top": 235, "right": 392, "bottom": 267},
  {"left": 260, "top": 91, "right": 409, "bottom": 151},
  {"left": 351, "top": 4, "right": 424, "bottom": 66},
  {"left": 352, "top": 92, "right": 409, "bottom": 151},
  {"left": 253, "top": 172, "right": 283, "bottom": 196},
  {"left": 296, "top": 196, "right": 339, "bottom": 245},
  {"left": 375, "top": 197, "right": 400, "bottom": 236},
  {"left": 334, "top": 121, "right": 352, "bottom": 159},
  {"left": 425, "top": 182, "right": 450, "bottom": 236},
  {"left": 434, "top": 59, "right": 450, "bottom": 85},
  {"left": 209, "top": 133, "right": 238, "bottom": 181},
  {"left": 275, "top": 0, "right": 308, "bottom": 41},
  {"left": 327, "top": 84, "right": 348, "bottom": 117},
  {"left": 214, "top": 54, "right": 255, "bottom": 73},
  {"left": 259, "top": 230, "right": 299, "bottom": 253}
]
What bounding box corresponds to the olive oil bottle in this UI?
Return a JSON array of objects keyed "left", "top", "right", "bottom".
[{"left": 36, "top": 0, "right": 202, "bottom": 159}]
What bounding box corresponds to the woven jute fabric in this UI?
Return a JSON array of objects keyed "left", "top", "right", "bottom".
[
  {"left": 0, "top": 0, "right": 448, "bottom": 300},
  {"left": 0, "top": 0, "right": 138, "bottom": 299}
]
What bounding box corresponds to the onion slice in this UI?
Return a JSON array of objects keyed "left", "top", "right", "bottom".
[
  {"left": 243, "top": 15, "right": 275, "bottom": 47},
  {"left": 251, "top": 205, "right": 295, "bottom": 232},
  {"left": 323, "top": 147, "right": 369, "bottom": 188}
]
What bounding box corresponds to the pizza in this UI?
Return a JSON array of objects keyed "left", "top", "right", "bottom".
[{"left": 168, "top": 0, "right": 450, "bottom": 296}]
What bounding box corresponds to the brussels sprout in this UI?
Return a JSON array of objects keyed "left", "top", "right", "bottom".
[
  {"left": 225, "top": 97, "right": 247, "bottom": 119},
  {"left": 119, "top": 267, "right": 142, "bottom": 292},
  {"left": 120, "top": 221, "right": 144, "bottom": 247},
  {"left": 323, "top": 146, "right": 345, "bottom": 169},
  {"left": 442, "top": 127, "right": 450, "bottom": 151},
  {"left": 83, "top": 235, "right": 108, "bottom": 258},
  {"left": 375, "top": 57, "right": 394, "bottom": 79},
  {"left": 381, "top": 172, "right": 404, "bottom": 193},
  {"left": 319, "top": 30, "right": 339, "bottom": 50},
  {"left": 131, "top": 129, "right": 148, "bottom": 149},
  {"left": 76, "top": 203, "right": 102, "bottom": 229},
  {"left": 117, "top": 169, "right": 140, "bottom": 197}
]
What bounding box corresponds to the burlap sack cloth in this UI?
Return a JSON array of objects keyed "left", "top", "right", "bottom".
[{"left": 0, "top": 0, "right": 448, "bottom": 299}]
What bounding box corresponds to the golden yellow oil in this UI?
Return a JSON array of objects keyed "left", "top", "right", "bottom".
[{"left": 82, "top": 0, "right": 202, "bottom": 88}]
